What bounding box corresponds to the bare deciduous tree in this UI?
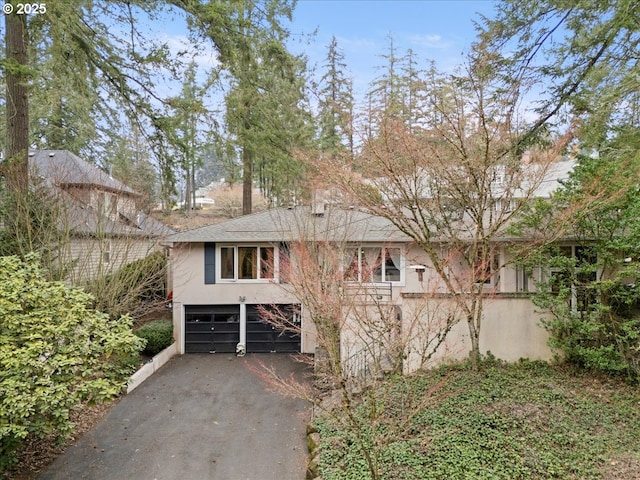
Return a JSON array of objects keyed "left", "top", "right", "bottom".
[
  {"left": 325, "top": 53, "right": 570, "bottom": 369},
  {"left": 253, "top": 207, "right": 456, "bottom": 479}
]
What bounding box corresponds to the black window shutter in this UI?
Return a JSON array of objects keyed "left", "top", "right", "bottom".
[{"left": 204, "top": 242, "right": 216, "bottom": 284}]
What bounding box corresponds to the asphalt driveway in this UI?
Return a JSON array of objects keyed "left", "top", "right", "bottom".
[{"left": 39, "top": 354, "right": 312, "bottom": 480}]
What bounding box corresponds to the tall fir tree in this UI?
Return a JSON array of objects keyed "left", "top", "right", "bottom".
[{"left": 317, "top": 36, "right": 354, "bottom": 161}]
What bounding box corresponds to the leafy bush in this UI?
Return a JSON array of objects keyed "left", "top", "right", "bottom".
[
  {"left": 514, "top": 152, "right": 640, "bottom": 381},
  {"left": 0, "top": 254, "right": 145, "bottom": 470},
  {"left": 135, "top": 320, "right": 174, "bottom": 356},
  {"left": 542, "top": 307, "right": 640, "bottom": 379},
  {"left": 85, "top": 251, "right": 167, "bottom": 319},
  {"left": 530, "top": 254, "right": 640, "bottom": 381}
]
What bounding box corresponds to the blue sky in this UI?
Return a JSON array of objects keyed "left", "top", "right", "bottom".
[
  {"left": 160, "top": 1, "right": 497, "bottom": 88},
  {"left": 288, "top": 0, "right": 498, "bottom": 94},
  {"left": 154, "top": 1, "right": 498, "bottom": 106}
]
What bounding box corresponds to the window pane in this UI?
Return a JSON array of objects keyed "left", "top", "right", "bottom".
[
  {"left": 344, "top": 249, "right": 359, "bottom": 281},
  {"left": 260, "top": 247, "right": 274, "bottom": 279},
  {"left": 559, "top": 246, "right": 573, "bottom": 258},
  {"left": 221, "top": 247, "right": 235, "bottom": 279},
  {"left": 550, "top": 270, "right": 571, "bottom": 296},
  {"left": 362, "top": 247, "right": 380, "bottom": 283},
  {"left": 384, "top": 248, "right": 401, "bottom": 282},
  {"left": 279, "top": 243, "right": 290, "bottom": 284},
  {"left": 474, "top": 253, "right": 498, "bottom": 285},
  {"left": 575, "top": 246, "right": 597, "bottom": 310},
  {"left": 239, "top": 247, "right": 257, "bottom": 279}
]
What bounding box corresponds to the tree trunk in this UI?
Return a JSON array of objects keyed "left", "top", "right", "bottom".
[
  {"left": 3, "top": 9, "right": 29, "bottom": 196},
  {"left": 242, "top": 146, "right": 253, "bottom": 215},
  {"left": 468, "top": 319, "right": 481, "bottom": 371},
  {"left": 184, "top": 166, "right": 192, "bottom": 215},
  {"left": 467, "top": 292, "right": 483, "bottom": 370},
  {"left": 190, "top": 162, "right": 196, "bottom": 210}
]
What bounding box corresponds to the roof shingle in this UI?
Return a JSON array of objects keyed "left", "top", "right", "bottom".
[{"left": 167, "top": 207, "right": 411, "bottom": 244}]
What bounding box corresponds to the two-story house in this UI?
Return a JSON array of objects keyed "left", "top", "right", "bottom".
[
  {"left": 165, "top": 157, "right": 586, "bottom": 373},
  {"left": 166, "top": 211, "right": 548, "bottom": 365},
  {"left": 29, "top": 150, "right": 173, "bottom": 281}
]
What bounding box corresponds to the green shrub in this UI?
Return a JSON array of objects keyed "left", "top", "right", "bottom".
[
  {"left": 533, "top": 271, "right": 640, "bottom": 381},
  {"left": 135, "top": 320, "right": 174, "bottom": 356},
  {"left": 0, "top": 254, "right": 145, "bottom": 470}
]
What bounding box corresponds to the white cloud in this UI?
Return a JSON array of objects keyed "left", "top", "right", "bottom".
[
  {"left": 408, "top": 33, "right": 453, "bottom": 49},
  {"left": 335, "top": 35, "right": 378, "bottom": 55}
]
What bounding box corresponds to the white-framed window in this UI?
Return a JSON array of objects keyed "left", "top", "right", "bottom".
[
  {"left": 473, "top": 251, "right": 501, "bottom": 289},
  {"left": 548, "top": 245, "right": 598, "bottom": 312},
  {"left": 344, "top": 246, "right": 404, "bottom": 284},
  {"left": 493, "top": 198, "right": 519, "bottom": 213},
  {"left": 218, "top": 245, "right": 276, "bottom": 282},
  {"left": 516, "top": 265, "right": 531, "bottom": 292}
]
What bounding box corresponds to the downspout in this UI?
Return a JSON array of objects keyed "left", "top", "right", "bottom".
[{"left": 237, "top": 298, "right": 247, "bottom": 356}]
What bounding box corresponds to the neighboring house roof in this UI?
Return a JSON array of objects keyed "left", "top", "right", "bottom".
[
  {"left": 28, "top": 149, "right": 174, "bottom": 238},
  {"left": 59, "top": 195, "right": 175, "bottom": 237},
  {"left": 30, "top": 150, "right": 138, "bottom": 196},
  {"left": 167, "top": 207, "right": 411, "bottom": 244},
  {"left": 373, "top": 158, "right": 577, "bottom": 202},
  {"left": 511, "top": 158, "right": 576, "bottom": 199}
]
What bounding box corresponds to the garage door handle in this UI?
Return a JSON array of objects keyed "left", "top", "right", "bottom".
[{"left": 211, "top": 327, "right": 215, "bottom": 331}]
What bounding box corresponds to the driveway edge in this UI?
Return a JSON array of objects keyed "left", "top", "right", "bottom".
[{"left": 126, "top": 342, "right": 178, "bottom": 393}]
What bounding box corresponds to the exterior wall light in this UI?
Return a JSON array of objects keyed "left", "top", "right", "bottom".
[{"left": 409, "top": 264, "right": 426, "bottom": 282}]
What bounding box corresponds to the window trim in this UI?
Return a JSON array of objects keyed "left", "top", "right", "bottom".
[
  {"left": 516, "top": 265, "right": 531, "bottom": 292},
  {"left": 474, "top": 251, "right": 501, "bottom": 289},
  {"left": 547, "top": 244, "right": 599, "bottom": 312},
  {"left": 344, "top": 245, "right": 405, "bottom": 285},
  {"left": 216, "top": 244, "right": 278, "bottom": 283}
]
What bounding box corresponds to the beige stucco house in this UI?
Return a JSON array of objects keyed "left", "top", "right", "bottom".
[
  {"left": 29, "top": 150, "right": 174, "bottom": 281},
  {"left": 165, "top": 157, "right": 588, "bottom": 379},
  {"left": 166, "top": 189, "right": 579, "bottom": 376}
]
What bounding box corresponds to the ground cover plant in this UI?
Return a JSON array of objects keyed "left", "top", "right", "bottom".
[{"left": 316, "top": 359, "right": 640, "bottom": 480}]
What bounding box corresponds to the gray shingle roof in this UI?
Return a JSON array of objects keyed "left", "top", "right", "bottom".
[
  {"left": 30, "top": 150, "right": 138, "bottom": 195},
  {"left": 59, "top": 196, "right": 175, "bottom": 237},
  {"left": 167, "top": 207, "right": 412, "bottom": 244},
  {"left": 28, "top": 150, "right": 174, "bottom": 238}
]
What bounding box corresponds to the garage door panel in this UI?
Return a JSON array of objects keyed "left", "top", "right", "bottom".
[
  {"left": 185, "top": 339, "right": 215, "bottom": 353},
  {"left": 246, "top": 320, "right": 276, "bottom": 353},
  {"left": 211, "top": 322, "right": 240, "bottom": 353},
  {"left": 185, "top": 304, "right": 300, "bottom": 354},
  {"left": 247, "top": 305, "right": 301, "bottom": 353},
  {"left": 272, "top": 330, "right": 301, "bottom": 353},
  {"left": 185, "top": 305, "right": 239, "bottom": 353}
]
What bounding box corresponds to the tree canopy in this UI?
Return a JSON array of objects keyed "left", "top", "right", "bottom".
[
  {"left": 479, "top": 0, "right": 640, "bottom": 146},
  {"left": 2, "top": 0, "right": 311, "bottom": 214}
]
